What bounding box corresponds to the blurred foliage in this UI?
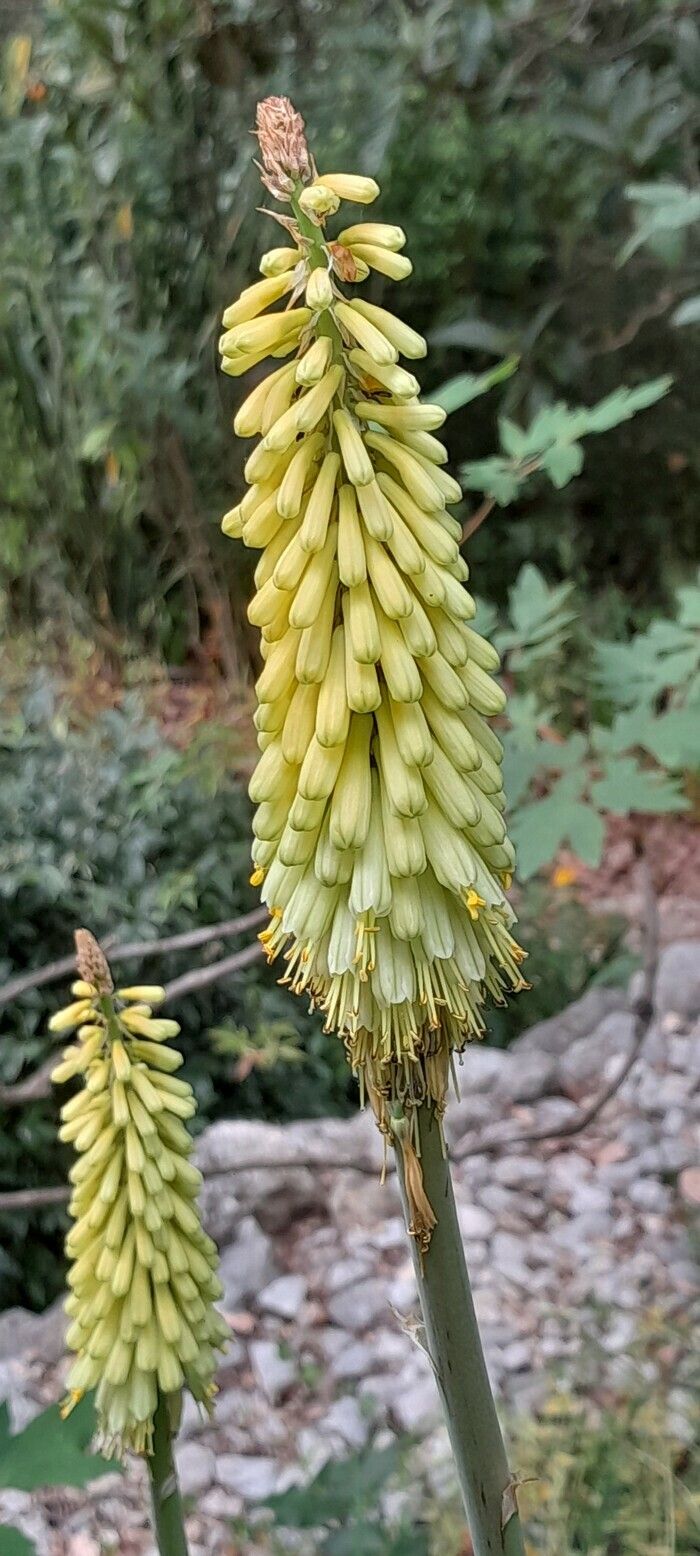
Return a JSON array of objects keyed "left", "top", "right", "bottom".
[
  {"left": 514, "top": 1391, "right": 700, "bottom": 1556},
  {"left": 479, "top": 565, "right": 700, "bottom": 881},
  {"left": 1, "top": 0, "right": 699, "bottom": 665}
]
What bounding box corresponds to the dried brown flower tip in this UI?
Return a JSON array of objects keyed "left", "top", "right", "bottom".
[
  {"left": 255, "top": 95, "right": 311, "bottom": 200},
  {"left": 74, "top": 929, "right": 113, "bottom": 995}
]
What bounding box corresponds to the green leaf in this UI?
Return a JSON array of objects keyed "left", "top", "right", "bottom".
[
  {"left": 263, "top": 1444, "right": 405, "bottom": 1527},
  {"left": 580, "top": 377, "right": 672, "bottom": 433},
  {"left": 431, "top": 355, "right": 519, "bottom": 415},
  {"left": 0, "top": 1527, "right": 35, "bottom": 1556},
  {"left": 321, "top": 1523, "right": 387, "bottom": 1556},
  {"left": 461, "top": 458, "right": 521, "bottom": 505},
  {"left": 566, "top": 803, "right": 605, "bottom": 866},
  {"left": 510, "top": 772, "right": 592, "bottom": 879},
  {"left": 541, "top": 441, "right": 584, "bottom": 488},
  {"left": 0, "top": 1397, "right": 114, "bottom": 1493},
  {"left": 591, "top": 757, "right": 689, "bottom": 815}
]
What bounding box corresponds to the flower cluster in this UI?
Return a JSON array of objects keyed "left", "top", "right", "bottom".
[
  {"left": 221, "top": 98, "right": 526, "bottom": 1191},
  {"left": 51, "top": 932, "right": 228, "bottom": 1457}
]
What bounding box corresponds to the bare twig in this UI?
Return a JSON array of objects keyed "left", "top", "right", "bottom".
[
  {"left": 454, "top": 853, "right": 658, "bottom": 1162},
  {"left": 0, "top": 1055, "right": 58, "bottom": 1110},
  {"left": 0, "top": 1186, "right": 70, "bottom": 1213},
  {"left": 163, "top": 940, "right": 262, "bottom": 1001},
  {"left": 462, "top": 497, "right": 496, "bottom": 543},
  {"left": 0, "top": 907, "right": 266, "bottom": 1010}
]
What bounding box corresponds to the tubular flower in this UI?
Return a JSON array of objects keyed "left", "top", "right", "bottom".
[
  {"left": 221, "top": 98, "right": 526, "bottom": 1233},
  {"left": 51, "top": 931, "right": 228, "bottom": 1458}
]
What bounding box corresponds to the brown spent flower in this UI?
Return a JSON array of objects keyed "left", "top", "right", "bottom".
[
  {"left": 74, "top": 928, "right": 113, "bottom": 995},
  {"left": 255, "top": 95, "right": 312, "bottom": 200}
]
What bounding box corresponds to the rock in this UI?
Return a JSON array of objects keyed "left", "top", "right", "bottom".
[
  {"left": 655, "top": 941, "right": 700, "bottom": 1021},
  {"left": 679, "top": 1167, "right": 700, "bottom": 1206},
  {"left": 386, "top": 1271, "right": 417, "bottom": 1315},
  {"left": 443, "top": 1092, "right": 492, "bottom": 1145},
  {"left": 492, "top": 1156, "right": 546, "bottom": 1192},
  {"left": 628, "top": 1180, "right": 670, "bottom": 1214},
  {"left": 392, "top": 1373, "right": 440, "bottom": 1434},
  {"left": 327, "top": 1278, "right": 387, "bottom": 1331},
  {"left": 515, "top": 987, "right": 628, "bottom": 1057},
  {"left": 453, "top": 1045, "right": 512, "bottom": 1092},
  {"left": 257, "top": 1274, "right": 307, "bottom": 1321},
  {"left": 218, "top": 1217, "right": 277, "bottom": 1310},
  {"left": 175, "top": 1443, "right": 216, "bottom": 1497},
  {"left": 497, "top": 1050, "right": 560, "bottom": 1104},
  {"left": 0, "top": 1298, "right": 66, "bottom": 1365},
  {"left": 330, "top": 1340, "right": 374, "bottom": 1381},
  {"left": 198, "top": 1182, "right": 242, "bottom": 1247},
  {"left": 558, "top": 1013, "right": 635, "bottom": 1096},
  {"left": 456, "top": 1204, "right": 495, "bottom": 1240},
  {"left": 500, "top": 1340, "right": 531, "bottom": 1373},
  {"left": 330, "top": 1170, "right": 401, "bottom": 1232},
  {"left": 326, "top": 1256, "right": 373, "bottom": 1293},
  {"left": 217, "top": 1455, "right": 279, "bottom": 1501},
  {"left": 250, "top": 1340, "right": 296, "bottom": 1404},
  {"left": 199, "top": 1487, "right": 244, "bottom": 1520},
  {"left": 319, "top": 1396, "right": 369, "bottom": 1452},
  {"left": 0, "top": 1492, "right": 51, "bottom": 1554}
]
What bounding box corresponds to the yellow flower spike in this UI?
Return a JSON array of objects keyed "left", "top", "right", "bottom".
[
  {"left": 218, "top": 97, "right": 525, "bottom": 1251},
  {"left": 52, "top": 930, "right": 227, "bottom": 1460}
]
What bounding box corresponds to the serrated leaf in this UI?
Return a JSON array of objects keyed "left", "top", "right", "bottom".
[
  {"left": 499, "top": 416, "right": 527, "bottom": 459},
  {"left": 581, "top": 377, "right": 672, "bottom": 433},
  {"left": 0, "top": 1397, "right": 114, "bottom": 1492},
  {"left": 591, "top": 757, "right": 689, "bottom": 814},
  {"left": 431, "top": 355, "right": 518, "bottom": 415},
  {"left": 510, "top": 772, "right": 589, "bottom": 879},
  {"left": 461, "top": 458, "right": 521, "bottom": 505},
  {"left": 542, "top": 440, "right": 584, "bottom": 488}
]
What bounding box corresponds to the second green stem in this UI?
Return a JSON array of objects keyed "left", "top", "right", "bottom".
[{"left": 396, "top": 1106, "right": 527, "bottom": 1556}]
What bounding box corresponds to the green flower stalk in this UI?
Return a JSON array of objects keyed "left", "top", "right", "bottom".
[
  {"left": 221, "top": 97, "right": 527, "bottom": 1243},
  {"left": 51, "top": 930, "right": 228, "bottom": 1461}
]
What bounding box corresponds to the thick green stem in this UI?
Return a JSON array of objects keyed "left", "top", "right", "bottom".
[
  {"left": 147, "top": 1391, "right": 190, "bottom": 1556},
  {"left": 396, "top": 1106, "right": 527, "bottom": 1556}
]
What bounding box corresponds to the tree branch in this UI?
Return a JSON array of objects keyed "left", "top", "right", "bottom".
[
  {"left": 0, "top": 907, "right": 266, "bottom": 1010},
  {"left": 454, "top": 853, "right": 659, "bottom": 1161},
  {"left": 162, "top": 939, "right": 262, "bottom": 1001},
  {"left": 0, "top": 863, "right": 659, "bottom": 1210}
]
